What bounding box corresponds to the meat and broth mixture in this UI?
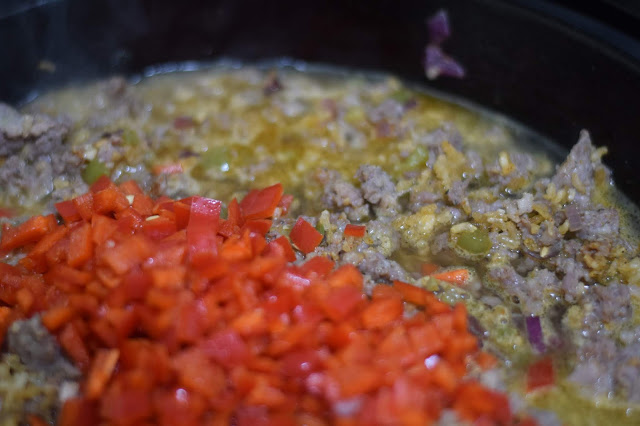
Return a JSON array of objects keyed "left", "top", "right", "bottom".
[{"left": 1, "top": 65, "right": 640, "bottom": 425}]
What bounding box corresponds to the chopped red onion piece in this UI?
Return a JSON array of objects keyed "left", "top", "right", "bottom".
[
  {"left": 565, "top": 204, "right": 583, "bottom": 231},
  {"left": 525, "top": 315, "right": 546, "bottom": 353},
  {"left": 427, "top": 9, "right": 451, "bottom": 45},
  {"left": 423, "top": 45, "right": 466, "bottom": 80}
]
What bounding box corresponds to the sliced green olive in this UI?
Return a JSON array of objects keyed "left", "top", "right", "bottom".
[
  {"left": 395, "top": 146, "right": 429, "bottom": 174},
  {"left": 200, "top": 146, "right": 230, "bottom": 171},
  {"left": 456, "top": 228, "right": 492, "bottom": 255},
  {"left": 121, "top": 128, "right": 140, "bottom": 145},
  {"left": 82, "top": 158, "right": 109, "bottom": 184}
]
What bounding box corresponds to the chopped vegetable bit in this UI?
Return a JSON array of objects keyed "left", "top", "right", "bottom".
[
  {"left": 152, "top": 162, "right": 183, "bottom": 176},
  {"left": 431, "top": 268, "right": 470, "bottom": 285},
  {"left": 420, "top": 262, "right": 439, "bottom": 276},
  {"left": 0, "top": 181, "right": 517, "bottom": 425},
  {"left": 527, "top": 357, "right": 555, "bottom": 393},
  {"left": 344, "top": 224, "right": 366, "bottom": 238},
  {"left": 456, "top": 228, "right": 491, "bottom": 255},
  {"left": 82, "top": 158, "right": 109, "bottom": 185},
  {"left": 290, "top": 217, "right": 323, "bottom": 254}
]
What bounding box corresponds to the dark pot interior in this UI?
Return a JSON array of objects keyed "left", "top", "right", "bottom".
[{"left": 1, "top": 0, "right": 639, "bottom": 201}]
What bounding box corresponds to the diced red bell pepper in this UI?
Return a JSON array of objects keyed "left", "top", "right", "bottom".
[
  {"left": 393, "top": 280, "right": 428, "bottom": 306},
  {"left": 200, "top": 329, "right": 249, "bottom": 368},
  {"left": 187, "top": 196, "right": 221, "bottom": 267},
  {"left": 58, "top": 397, "right": 98, "bottom": 426},
  {"left": 0, "top": 214, "right": 57, "bottom": 251},
  {"left": 55, "top": 200, "right": 81, "bottom": 223},
  {"left": 271, "top": 236, "right": 296, "bottom": 262},
  {"left": 59, "top": 322, "right": 90, "bottom": 369},
  {"left": 142, "top": 216, "right": 177, "bottom": 240},
  {"left": 67, "top": 222, "right": 93, "bottom": 268},
  {"left": 72, "top": 192, "right": 94, "bottom": 222},
  {"left": 526, "top": 357, "right": 555, "bottom": 393},
  {"left": 242, "top": 219, "right": 272, "bottom": 236},
  {"left": 240, "top": 183, "right": 283, "bottom": 220},
  {"left": 299, "top": 256, "right": 335, "bottom": 278},
  {"left": 90, "top": 175, "right": 112, "bottom": 193},
  {"left": 93, "top": 185, "right": 129, "bottom": 215},
  {"left": 101, "top": 235, "right": 154, "bottom": 275},
  {"left": 344, "top": 224, "right": 366, "bottom": 238},
  {"left": 289, "top": 217, "right": 323, "bottom": 254}
]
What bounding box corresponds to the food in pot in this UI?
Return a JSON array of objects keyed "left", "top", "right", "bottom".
[{"left": 1, "top": 66, "right": 639, "bottom": 425}]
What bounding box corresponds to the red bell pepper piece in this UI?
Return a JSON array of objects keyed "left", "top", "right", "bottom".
[
  {"left": 344, "top": 224, "right": 366, "bottom": 238},
  {"left": 289, "top": 217, "right": 323, "bottom": 254},
  {"left": 55, "top": 200, "right": 81, "bottom": 223},
  {"left": 187, "top": 196, "right": 221, "bottom": 266},
  {"left": 240, "top": 183, "right": 283, "bottom": 220},
  {"left": 527, "top": 357, "right": 555, "bottom": 392}
]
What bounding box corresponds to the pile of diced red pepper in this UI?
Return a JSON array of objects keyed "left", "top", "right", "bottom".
[{"left": 0, "top": 177, "right": 531, "bottom": 425}]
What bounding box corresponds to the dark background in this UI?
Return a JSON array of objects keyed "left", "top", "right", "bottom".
[{"left": 1, "top": 0, "right": 639, "bottom": 199}]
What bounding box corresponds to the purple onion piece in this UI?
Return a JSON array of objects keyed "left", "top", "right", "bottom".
[
  {"left": 427, "top": 9, "right": 451, "bottom": 45},
  {"left": 525, "top": 315, "right": 546, "bottom": 353},
  {"left": 565, "top": 204, "right": 583, "bottom": 232},
  {"left": 423, "top": 45, "right": 466, "bottom": 80}
]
